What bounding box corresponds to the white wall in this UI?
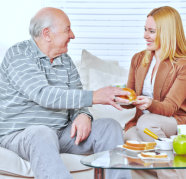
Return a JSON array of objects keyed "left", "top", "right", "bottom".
[
  {"left": 0, "top": 0, "right": 43, "bottom": 61},
  {"left": 43, "top": 0, "right": 186, "bottom": 68},
  {"left": 0, "top": 0, "right": 186, "bottom": 68}
]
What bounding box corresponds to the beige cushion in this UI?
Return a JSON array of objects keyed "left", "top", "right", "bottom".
[
  {"left": 0, "top": 147, "right": 33, "bottom": 177},
  {"left": 79, "top": 49, "right": 135, "bottom": 126},
  {"left": 88, "top": 68, "right": 127, "bottom": 90},
  {"left": 0, "top": 147, "right": 90, "bottom": 177},
  {"left": 79, "top": 49, "right": 120, "bottom": 89}
]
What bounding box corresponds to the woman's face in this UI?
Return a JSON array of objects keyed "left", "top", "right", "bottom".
[{"left": 144, "top": 16, "right": 159, "bottom": 51}]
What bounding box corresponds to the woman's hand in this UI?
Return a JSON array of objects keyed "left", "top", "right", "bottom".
[{"left": 132, "top": 96, "right": 152, "bottom": 110}]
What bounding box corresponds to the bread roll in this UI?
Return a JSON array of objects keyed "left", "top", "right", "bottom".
[{"left": 119, "top": 87, "right": 137, "bottom": 102}]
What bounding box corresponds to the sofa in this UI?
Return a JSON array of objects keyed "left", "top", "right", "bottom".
[{"left": 0, "top": 49, "right": 136, "bottom": 179}]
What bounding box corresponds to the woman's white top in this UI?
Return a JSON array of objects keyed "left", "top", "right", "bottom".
[{"left": 142, "top": 56, "right": 157, "bottom": 113}]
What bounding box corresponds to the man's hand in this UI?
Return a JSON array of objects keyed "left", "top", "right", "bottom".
[
  {"left": 71, "top": 113, "right": 92, "bottom": 145},
  {"left": 132, "top": 96, "right": 152, "bottom": 110},
  {"left": 93, "top": 86, "right": 130, "bottom": 110}
]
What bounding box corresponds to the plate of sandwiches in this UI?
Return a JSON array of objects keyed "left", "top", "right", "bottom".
[
  {"left": 122, "top": 140, "right": 158, "bottom": 153},
  {"left": 138, "top": 151, "right": 169, "bottom": 160},
  {"left": 126, "top": 155, "right": 169, "bottom": 166}
]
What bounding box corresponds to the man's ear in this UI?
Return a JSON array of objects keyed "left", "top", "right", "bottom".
[{"left": 42, "top": 28, "right": 51, "bottom": 42}]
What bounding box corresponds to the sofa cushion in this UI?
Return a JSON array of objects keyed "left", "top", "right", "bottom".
[
  {"left": 0, "top": 147, "right": 33, "bottom": 177},
  {"left": 79, "top": 49, "right": 135, "bottom": 126},
  {"left": 88, "top": 68, "right": 127, "bottom": 90},
  {"left": 0, "top": 146, "right": 91, "bottom": 177},
  {"left": 79, "top": 49, "right": 120, "bottom": 89}
]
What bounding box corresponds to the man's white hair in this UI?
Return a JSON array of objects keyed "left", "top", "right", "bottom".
[{"left": 29, "top": 14, "right": 54, "bottom": 39}]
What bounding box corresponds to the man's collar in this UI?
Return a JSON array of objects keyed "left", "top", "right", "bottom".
[
  {"left": 30, "top": 38, "right": 64, "bottom": 66},
  {"left": 51, "top": 56, "right": 64, "bottom": 66},
  {"left": 30, "top": 38, "right": 47, "bottom": 58}
]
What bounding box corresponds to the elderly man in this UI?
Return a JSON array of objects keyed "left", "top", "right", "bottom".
[{"left": 0, "top": 7, "right": 131, "bottom": 179}]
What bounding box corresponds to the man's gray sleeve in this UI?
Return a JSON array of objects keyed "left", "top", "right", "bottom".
[
  {"left": 68, "top": 60, "right": 93, "bottom": 120},
  {"left": 3, "top": 48, "right": 93, "bottom": 111}
]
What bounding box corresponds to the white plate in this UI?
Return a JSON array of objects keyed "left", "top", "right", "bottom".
[
  {"left": 138, "top": 154, "right": 169, "bottom": 160},
  {"left": 117, "top": 100, "right": 136, "bottom": 105},
  {"left": 117, "top": 145, "right": 158, "bottom": 153},
  {"left": 117, "top": 102, "right": 132, "bottom": 105}
]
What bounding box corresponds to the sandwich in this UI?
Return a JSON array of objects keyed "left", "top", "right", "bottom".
[
  {"left": 119, "top": 87, "right": 137, "bottom": 102},
  {"left": 123, "top": 140, "right": 157, "bottom": 151},
  {"left": 140, "top": 151, "right": 168, "bottom": 159}
]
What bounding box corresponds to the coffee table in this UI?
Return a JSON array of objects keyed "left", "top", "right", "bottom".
[{"left": 80, "top": 147, "right": 186, "bottom": 179}]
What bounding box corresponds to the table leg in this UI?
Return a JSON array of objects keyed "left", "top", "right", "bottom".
[{"left": 94, "top": 168, "right": 104, "bottom": 179}]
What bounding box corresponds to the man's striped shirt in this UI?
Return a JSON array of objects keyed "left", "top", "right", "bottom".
[{"left": 0, "top": 39, "right": 93, "bottom": 137}]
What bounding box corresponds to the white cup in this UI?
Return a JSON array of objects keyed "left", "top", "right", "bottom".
[
  {"left": 177, "top": 125, "right": 186, "bottom": 135},
  {"left": 155, "top": 138, "right": 173, "bottom": 150}
]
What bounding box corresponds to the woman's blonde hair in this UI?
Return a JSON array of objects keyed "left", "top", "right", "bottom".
[{"left": 142, "top": 6, "right": 186, "bottom": 66}]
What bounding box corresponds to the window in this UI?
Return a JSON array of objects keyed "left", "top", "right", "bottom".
[{"left": 43, "top": 0, "right": 186, "bottom": 68}]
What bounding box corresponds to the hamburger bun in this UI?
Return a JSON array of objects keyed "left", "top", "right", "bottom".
[{"left": 119, "top": 87, "right": 137, "bottom": 102}]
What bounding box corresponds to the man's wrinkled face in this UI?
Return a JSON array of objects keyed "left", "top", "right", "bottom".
[{"left": 50, "top": 14, "right": 75, "bottom": 57}]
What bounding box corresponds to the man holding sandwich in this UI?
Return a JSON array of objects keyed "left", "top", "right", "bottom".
[{"left": 0, "top": 7, "right": 131, "bottom": 179}]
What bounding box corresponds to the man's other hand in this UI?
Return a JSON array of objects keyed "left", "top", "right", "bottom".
[
  {"left": 93, "top": 86, "right": 130, "bottom": 110},
  {"left": 71, "top": 113, "right": 92, "bottom": 145}
]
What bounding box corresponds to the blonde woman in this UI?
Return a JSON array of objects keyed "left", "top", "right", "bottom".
[
  {"left": 124, "top": 6, "right": 186, "bottom": 142},
  {"left": 123, "top": 6, "right": 186, "bottom": 179}
]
